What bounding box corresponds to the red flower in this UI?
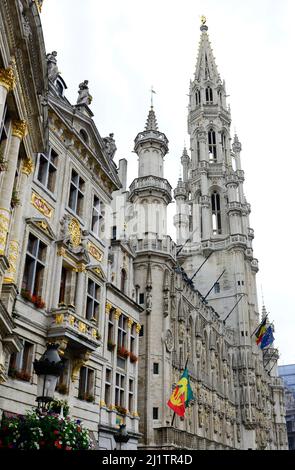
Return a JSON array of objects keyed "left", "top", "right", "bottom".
[
  {"left": 54, "top": 440, "right": 62, "bottom": 449},
  {"left": 53, "top": 430, "right": 59, "bottom": 435},
  {"left": 65, "top": 446, "right": 72, "bottom": 450}
]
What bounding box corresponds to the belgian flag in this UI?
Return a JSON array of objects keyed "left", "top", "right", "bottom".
[{"left": 255, "top": 316, "right": 267, "bottom": 345}]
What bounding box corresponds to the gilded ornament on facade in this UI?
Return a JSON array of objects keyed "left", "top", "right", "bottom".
[
  {"left": 78, "top": 321, "right": 87, "bottom": 333},
  {"left": 36, "top": 221, "right": 49, "bottom": 234},
  {"left": 55, "top": 314, "right": 64, "bottom": 325},
  {"left": 68, "top": 217, "right": 81, "bottom": 248},
  {"left": 34, "top": 0, "right": 44, "bottom": 13},
  {"left": 0, "top": 209, "right": 10, "bottom": 255},
  {"left": 200, "top": 15, "right": 207, "bottom": 25},
  {"left": 127, "top": 318, "right": 134, "bottom": 329},
  {"left": 5, "top": 240, "right": 19, "bottom": 281},
  {"left": 0, "top": 66, "right": 15, "bottom": 91},
  {"left": 100, "top": 400, "right": 106, "bottom": 407},
  {"left": 87, "top": 241, "right": 103, "bottom": 262},
  {"left": 57, "top": 247, "right": 66, "bottom": 257},
  {"left": 21, "top": 157, "right": 34, "bottom": 176},
  {"left": 69, "top": 315, "right": 75, "bottom": 326},
  {"left": 114, "top": 308, "right": 121, "bottom": 320},
  {"left": 11, "top": 120, "right": 27, "bottom": 140},
  {"left": 31, "top": 192, "right": 53, "bottom": 218},
  {"left": 136, "top": 323, "right": 141, "bottom": 334},
  {"left": 105, "top": 302, "right": 112, "bottom": 314}
]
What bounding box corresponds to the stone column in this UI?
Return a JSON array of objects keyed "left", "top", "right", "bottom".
[
  {"left": 0, "top": 67, "right": 15, "bottom": 124},
  {"left": 0, "top": 120, "right": 27, "bottom": 256},
  {"left": 4, "top": 157, "right": 34, "bottom": 284}
]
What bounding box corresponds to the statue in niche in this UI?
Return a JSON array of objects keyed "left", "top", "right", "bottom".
[
  {"left": 103, "top": 133, "right": 117, "bottom": 160},
  {"left": 77, "top": 80, "right": 93, "bottom": 105},
  {"left": 146, "top": 290, "right": 152, "bottom": 314},
  {"left": 46, "top": 51, "right": 59, "bottom": 82}
]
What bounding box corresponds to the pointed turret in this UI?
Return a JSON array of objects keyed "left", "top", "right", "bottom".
[
  {"left": 145, "top": 107, "right": 158, "bottom": 131},
  {"left": 194, "top": 19, "right": 221, "bottom": 84},
  {"left": 129, "top": 105, "right": 172, "bottom": 238}
]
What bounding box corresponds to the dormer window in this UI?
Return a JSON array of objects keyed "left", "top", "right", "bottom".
[
  {"left": 80, "top": 129, "right": 89, "bottom": 144},
  {"left": 55, "top": 77, "right": 66, "bottom": 97},
  {"left": 205, "top": 86, "right": 213, "bottom": 103}
]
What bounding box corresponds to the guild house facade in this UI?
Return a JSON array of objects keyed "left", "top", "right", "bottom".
[{"left": 0, "top": 2, "right": 287, "bottom": 450}]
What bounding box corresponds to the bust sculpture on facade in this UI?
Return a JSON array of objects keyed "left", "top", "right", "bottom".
[
  {"left": 46, "top": 51, "right": 59, "bottom": 82},
  {"left": 77, "top": 80, "right": 93, "bottom": 105}
]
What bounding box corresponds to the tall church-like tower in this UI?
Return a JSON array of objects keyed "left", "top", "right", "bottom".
[{"left": 174, "top": 19, "right": 259, "bottom": 337}]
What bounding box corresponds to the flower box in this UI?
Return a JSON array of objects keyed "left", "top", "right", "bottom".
[
  {"left": 117, "top": 346, "right": 130, "bottom": 359},
  {"left": 129, "top": 352, "right": 138, "bottom": 363},
  {"left": 115, "top": 405, "right": 127, "bottom": 415},
  {"left": 21, "top": 289, "right": 46, "bottom": 309}
]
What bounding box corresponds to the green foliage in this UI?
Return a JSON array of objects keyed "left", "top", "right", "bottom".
[{"left": 0, "top": 409, "right": 92, "bottom": 450}]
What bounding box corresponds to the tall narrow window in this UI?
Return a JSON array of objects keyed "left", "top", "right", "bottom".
[
  {"left": 22, "top": 234, "right": 47, "bottom": 296},
  {"left": 37, "top": 148, "right": 58, "bottom": 192},
  {"left": 107, "top": 309, "right": 114, "bottom": 349},
  {"left": 197, "top": 140, "right": 200, "bottom": 162},
  {"left": 117, "top": 315, "right": 127, "bottom": 349},
  {"left": 120, "top": 269, "right": 127, "bottom": 294},
  {"left": 195, "top": 89, "right": 201, "bottom": 106},
  {"left": 189, "top": 204, "right": 193, "bottom": 233},
  {"left": 211, "top": 191, "right": 222, "bottom": 234},
  {"left": 130, "top": 323, "right": 136, "bottom": 354},
  {"left": 115, "top": 373, "right": 125, "bottom": 407},
  {"left": 208, "top": 129, "right": 217, "bottom": 161},
  {"left": 128, "top": 379, "right": 134, "bottom": 413},
  {"left": 56, "top": 358, "right": 69, "bottom": 393},
  {"left": 9, "top": 340, "right": 34, "bottom": 382},
  {"left": 68, "top": 169, "right": 85, "bottom": 217},
  {"left": 78, "top": 367, "right": 95, "bottom": 401},
  {"left": 205, "top": 86, "right": 213, "bottom": 103},
  {"left": 214, "top": 282, "right": 220, "bottom": 294},
  {"left": 0, "top": 104, "right": 9, "bottom": 155},
  {"left": 91, "top": 195, "right": 101, "bottom": 237},
  {"left": 221, "top": 132, "right": 227, "bottom": 159},
  {"left": 105, "top": 368, "right": 112, "bottom": 406},
  {"left": 86, "top": 279, "right": 100, "bottom": 321}
]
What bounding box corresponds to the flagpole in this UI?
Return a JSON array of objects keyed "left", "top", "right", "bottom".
[{"left": 171, "top": 356, "right": 189, "bottom": 427}]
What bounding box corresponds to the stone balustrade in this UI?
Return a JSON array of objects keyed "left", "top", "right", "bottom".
[{"left": 48, "top": 306, "right": 101, "bottom": 351}]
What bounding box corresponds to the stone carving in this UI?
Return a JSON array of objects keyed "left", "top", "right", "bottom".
[
  {"left": 164, "top": 329, "right": 173, "bottom": 352},
  {"left": 103, "top": 133, "right": 117, "bottom": 160},
  {"left": 146, "top": 290, "right": 152, "bottom": 314},
  {"left": 18, "top": 0, "right": 32, "bottom": 38},
  {"left": 77, "top": 80, "right": 92, "bottom": 105},
  {"left": 46, "top": 51, "right": 59, "bottom": 82}
]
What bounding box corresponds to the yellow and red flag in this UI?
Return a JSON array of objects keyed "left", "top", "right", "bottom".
[
  {"left": 255, "top": 316, "right": 267, "bottom": 345},
  {"left": 167, "top": 368, "right": 194, "bottom": 417}
]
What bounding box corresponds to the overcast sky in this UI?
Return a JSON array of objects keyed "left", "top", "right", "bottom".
[{"left": 41, "top": 0, "right": 295, "bottom": 365}]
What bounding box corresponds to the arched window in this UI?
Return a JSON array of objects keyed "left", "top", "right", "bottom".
[
  {"left": 221, "top": 132, "right": 227, "bottom": 159},
  {"left": 211, "top": 191, "right": 222, "bottom": 234},
  {"left": 208, "top": 128, "right": 217, "bottom": 161},
  {"left": 120, "top": 269, "right": 127, "bottom": 294},
  {"left": 218, "top": 90, "right": 222, "bottom": 106},
  {"left": 195, "top": 89, "right": 201, "bottom": 106},
  {"left": 205, "top": 86, "right": 213, "bottom": 103}
]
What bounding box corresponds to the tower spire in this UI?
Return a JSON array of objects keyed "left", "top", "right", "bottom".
[
  {"left": 145, "top": 106, "right": 158, "bottom": 131},
  {"left": 194, "top": 16, "right": 220, "bottom": 83}
]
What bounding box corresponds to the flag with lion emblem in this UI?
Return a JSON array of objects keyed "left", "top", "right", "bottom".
[{"left": 167, "top": 368, "right": 194, "bottom": 417}]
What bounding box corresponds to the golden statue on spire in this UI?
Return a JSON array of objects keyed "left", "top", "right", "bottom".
[{"left": 200, "top": 15, "right": 207, "bottom": 25}]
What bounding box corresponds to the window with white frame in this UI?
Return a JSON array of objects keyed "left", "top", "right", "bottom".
[
  {"left": 22, "top": 233, "right": 47, "bottom": 297},
  {"left": 117, "top": 314, "right": 127, "bottom": 349},
  {"left": 105, "top": 368, "right": 112, "bottom": 406},
  {"left": 8, "top": 340, "right": 34, "bottom": 382},
  {"left": 128, "top": 379, "right": 134, "bottom": 413},
  {"left": 68, "top": 169, "right": 85, "bottom": 217},
  {"left": 86, "top": 279, "right": 100, "bottom": 321},
  {"left": 78, "top": 366, "right": 95, "bottom": 401},
  {"left": 130, "top": 323, "right": 136, "bottom": 354},
  {"left": 37, "top": 147, "right": 58, "bottom": 193},
  {"left": 91, "top": 195, "right": 102, "bottom": 237},
  {"left": 115, "top": 372, "right": 125, "bottom": 407}
]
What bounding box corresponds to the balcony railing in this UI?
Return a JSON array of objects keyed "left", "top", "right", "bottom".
[
  {"left": 153, "top": 427, "right": 233, "bottom": 450},
  {"left": 130, "top": 235, "right": 176, "bottom": 258},
  {"left": 48, "top": 307, "right": 101, "bottom": 351}
]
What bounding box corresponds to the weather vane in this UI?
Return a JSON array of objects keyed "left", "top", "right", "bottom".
[
  {"left": 150, "top": 86, "right": 156, "bottom": 107},
  {"left": 200, "top": 15, "right": 207, "bottom": 25}
]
